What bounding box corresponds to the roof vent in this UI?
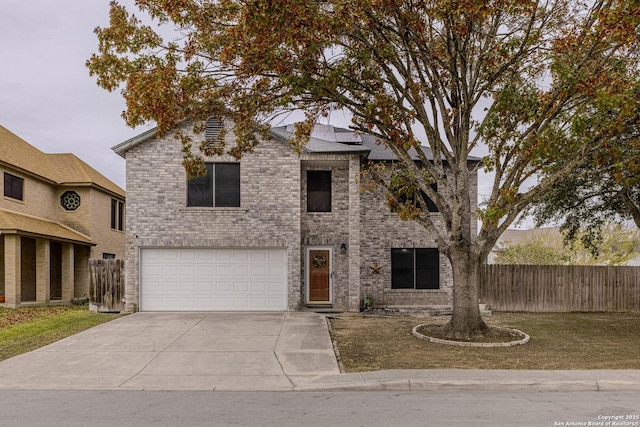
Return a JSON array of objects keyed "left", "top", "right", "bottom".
[{"left": 205, "top": 117, "right": 223, "bottom": 141}]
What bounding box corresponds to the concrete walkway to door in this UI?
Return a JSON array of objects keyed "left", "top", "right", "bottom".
[{"left": 0, "top": 312, "right": 340, "bottom": 391}]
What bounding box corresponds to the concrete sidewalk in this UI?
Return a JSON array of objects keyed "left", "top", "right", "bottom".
[{"left": 0, "top": 311, "right": 639, "bottom": 392}]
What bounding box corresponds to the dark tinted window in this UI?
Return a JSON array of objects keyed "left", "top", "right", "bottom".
[
  {"left": 117, "top": 201, "right": 125, "bottom": 231},
  {"left": 187, "top": 163, "right": 214, "bottom": 207},
  {"left": 4, "top": 173, "right": 23, "bottom": 200},
  {"left": 392, "top": 248, "right": 440, "bottom": 289},
  {"left": 420, "top": 183, "right": 438, "bottom": 213},
  {"left": 187, "top": 163, "right": 240, "bottom": 207},
  {"left": 307, "top": 170, "right": 331, "bottom": 212},
  {"left": 111, "top": 199, "right": 117, "bottom": 229},
  {"left": 415, "top": 248, "right": 440, "bottom": 289},
  {"left": 215, "top": 163, "right": 240, "bottom": 207},
  {"left": 391, "top": 249, "right": 414, "bottom": 289}
]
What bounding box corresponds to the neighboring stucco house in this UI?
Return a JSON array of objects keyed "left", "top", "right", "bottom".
[
  {"left": 113, "top": 120, "right": 478, "bottom": 312},
  {"left": 0, "top": 125, "right": 126, "bottom": 307}
]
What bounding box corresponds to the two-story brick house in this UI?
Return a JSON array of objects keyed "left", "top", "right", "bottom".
[
  {"left": 113, "top": 120, "right": 477, "bottom": 312},
  {"left": 0, "top": 125, "right": 126, "bottom": 307}
]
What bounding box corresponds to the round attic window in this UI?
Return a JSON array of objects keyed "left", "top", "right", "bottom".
[{"left": 61, "top": 191, "right": 81, "bottom": 211}]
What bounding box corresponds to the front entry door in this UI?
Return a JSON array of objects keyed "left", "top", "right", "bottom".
[{"left": 308, "top": 249, "right": 331, "bottom": 303}]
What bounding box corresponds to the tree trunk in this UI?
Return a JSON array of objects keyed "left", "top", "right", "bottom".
[{"left": 443, "top": 249, "right": 489, "bottom": 339}]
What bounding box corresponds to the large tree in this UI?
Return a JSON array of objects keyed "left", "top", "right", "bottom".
[
  {"left": 530, "top": 128, "right": 640, "bottom": 251},
  {"left": 88, "top": 0, "right": 640, "bottom": 338}
]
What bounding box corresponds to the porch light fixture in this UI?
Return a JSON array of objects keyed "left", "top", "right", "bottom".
[{"left": 340, "top": 243, "right": 347, "bottom": 254}]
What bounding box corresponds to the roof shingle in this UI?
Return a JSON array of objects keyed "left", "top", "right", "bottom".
[{"left": 0, "top": 125, "right": 124, "bottom": 197}]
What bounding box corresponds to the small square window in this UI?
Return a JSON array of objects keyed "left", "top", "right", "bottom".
[
  {"left": 391, "top": 248, "right": 439, "bottom": 289},
  {"left": 4, "top": 172, "right": 24, "bottom": 201},
  {"left": 307, "top": 170, "right": 331, "bottom": 212}
]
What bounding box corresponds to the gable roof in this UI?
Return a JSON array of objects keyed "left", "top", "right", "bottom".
[
  {"left": 0, "top": 208, "right": 94, "bottom": 246},
  {"left": 0, "top": 125, "right": 124, "bottom": 198}
]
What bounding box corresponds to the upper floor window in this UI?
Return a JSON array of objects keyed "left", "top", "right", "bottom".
[
  {"left": 4, "top": 172, "right": 24, "bottom": 201},
  {"left": 187, "top": 163, "right": 240, "bottom": 207},
  {"left": 111, "top": 199, "right": 124, "bottom": 231},
  {"left": 391, "top": 248, "right": 440, "bottom": 290},
  {"left": 421, "top": 183, "right": 438, "bottom": 213},
  {"left": 307, "top": 170, "right": 331, "bottom": 212}
]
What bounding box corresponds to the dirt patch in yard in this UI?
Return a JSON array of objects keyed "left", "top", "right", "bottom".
[
  {"left": 328, "top": 312, "right": 640, "bottom": 372},
  {"left": 0, "top": 306, "right": 83, "bottom": 329}
]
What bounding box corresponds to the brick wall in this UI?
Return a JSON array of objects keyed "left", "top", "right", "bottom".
[
  {"left": 121, "top": 121, "right": 479, "bottom": 312},
  {"left": 123, "top": 121, "right": 302, "bottom": 311},
  {"left": 300, "top": 157, "right": 355, "bottom": 311},
  {"left": 0, "top": 166, "right": 125, "bottom": 260},
  {"left": 358, "top": 167, "right": 478, "bottom": 308}
]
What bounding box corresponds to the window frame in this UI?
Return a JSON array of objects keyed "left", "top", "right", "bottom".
[
  {"left": 187, "top": 162, "right": 241, "bottom": 208},
  {"left": 111, "top": 199, "right": 125, "bottom": 231},
  {"left": 306, "top": 170, "right": 332, "bottom": 213},
  {"left": 391, "top": 248, "right": 440, "bottom": 290},
  {"left": 4, "top": 172, "right": 24, "bottom": 201}
]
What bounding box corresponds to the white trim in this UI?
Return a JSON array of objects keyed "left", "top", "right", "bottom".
[{"left": 304, "top": 246, "right": 333, "bottom": 304}]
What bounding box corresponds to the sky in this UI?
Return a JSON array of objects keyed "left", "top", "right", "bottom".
[
  {"left": 0, "top": 1, "right": 504, "bottom": 212},
  {"left": 0, "top": 0, "right": 145, "bottom": 190}
]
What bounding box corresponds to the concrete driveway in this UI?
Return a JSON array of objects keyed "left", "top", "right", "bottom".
[{"left": 0, "top": 312, "right": 340, "bottom": 391}]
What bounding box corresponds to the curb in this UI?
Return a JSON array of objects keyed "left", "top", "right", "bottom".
[{"left": 293, "top": 379, "right": 640, "bottom": 392}]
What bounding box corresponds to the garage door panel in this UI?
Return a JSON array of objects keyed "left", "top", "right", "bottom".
[{"left": 141, "top": 248, "right": 287, "bottom": 311}]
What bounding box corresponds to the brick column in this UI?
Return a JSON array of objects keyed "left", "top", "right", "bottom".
[
  {"left": 61, "top": 243, "right": 75, "bottom": 302},
  {"left": 36, "top": 239, "right": 50, "bottom": 303},
  {"left": 4, "top": 234, "right": 21, "bottom": 307}
]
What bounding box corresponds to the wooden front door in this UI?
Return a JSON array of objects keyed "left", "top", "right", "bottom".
[{"left": 308, "top": 249, "right": 331, "bottom": 302}]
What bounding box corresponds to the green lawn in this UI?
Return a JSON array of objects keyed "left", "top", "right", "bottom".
[{"left": 0, "top": 305, "right": 122, "bottom": 361}]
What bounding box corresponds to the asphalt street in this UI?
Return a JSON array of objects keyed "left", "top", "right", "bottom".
[{"left": 1, "top": 390, "right": 639, "bottom": 427}]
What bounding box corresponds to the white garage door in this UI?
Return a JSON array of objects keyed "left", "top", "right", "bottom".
[{"left": 140, "top": 248, "right": 288, "bottom": 311}]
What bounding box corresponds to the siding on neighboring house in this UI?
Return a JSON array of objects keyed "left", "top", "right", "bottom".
[{"left": 0, "top": 125, "right": 125, "bottom": 307}]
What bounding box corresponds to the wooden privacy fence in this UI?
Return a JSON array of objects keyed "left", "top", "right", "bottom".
[
  {"left": 89, "top": 259, "right": 125, "bottom": 312},
  {"left": 479, "top": 264, "right": 640, "bottom": 312}
]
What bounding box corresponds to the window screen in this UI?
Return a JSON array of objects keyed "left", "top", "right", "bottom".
[
  {"left": 391, "top": 248, "right": 440, "bottom": 289},
  {"left": 214, "top": 163, "right": 240, "bottom": 207},
  {"left": 187, "top": 163, "right": 240, "bottom": 207},
  {"left": 187, "top": 163, "right": 214, "bottom": 207},
  {"left": 307, "top": 170, "right": 331, "bottom": 212},
  {"left": 4, "top": 173, "right": 23, "bottom": 201}
]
